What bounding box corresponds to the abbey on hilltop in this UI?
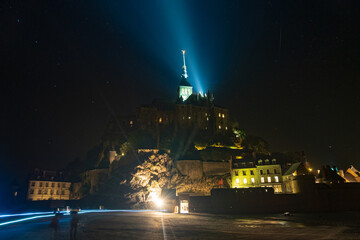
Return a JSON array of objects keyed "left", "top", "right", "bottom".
[{"left": 137, "top": 50, "right": 231, "bottom": 133}]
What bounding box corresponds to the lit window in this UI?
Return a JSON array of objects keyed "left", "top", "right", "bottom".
[
  {"left": 219, "top": 125, "right": 221, "bottom": 129},
  {"left": 207, "top": 117, "right": 209, "bottom": 121},
  {"left": 205, "top": 113, "right": 207, "bottom": 116},
  {"left": 236, "top": 178, "right": 239, "bottom": 184},
  {"left": 243, "top": 178, "right": 247, "bottom": 184},
  {"left": 222, "top": 114, "right": 225, "bottom": 118},
  {"left": 275, "top": 176, "right": 279, "bottom": 182},
  {"left": 188, "top": 116, "right": 191, "bottom": 119},
  {"left": 258, "top": 160, "right": 263, "bottom": 165},
  {"left": 251, "top": 178, "right": 255, "bottom": 183},
  {"left": 225, "top": 126, "right": 228, "bottom": 130},
  {"left": 267, "top": 177, "right": 271, "bottom": 183},
  {"left": 261, "top": 177, "right": 265, "bottom": 183},
  {"left": 130, "top": 120, "right": 133, "bottom": 125},
  {"left": 159, "top": 117, "right": 162, "bottom": 123},
  {"left": 218, "top": 113, "right": 221, "bottom": 117}
]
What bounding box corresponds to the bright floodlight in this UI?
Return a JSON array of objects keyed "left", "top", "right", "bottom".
[{"left": 155, "top": 198, "right": 163, "bottom": 208}]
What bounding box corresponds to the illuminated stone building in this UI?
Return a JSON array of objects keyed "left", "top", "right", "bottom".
[
  {"left": 137, "top": 51, "right": 230, "bottom": 133},
  {"left": 27, "top": 169, "right": 71, "bottom": 201},
  {"left": 339, "top": 165, "right": 360, "bottom": 183},
  {"left": 282, "top": 162, "right": 314, "bottom": 194},
  {"left": 230, "top": 157, "right": 283, "bottom": 193}
]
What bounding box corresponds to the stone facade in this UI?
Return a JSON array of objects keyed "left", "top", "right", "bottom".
[
  {"left": 231, "top": 157, "right": 283, "bottom": 193},
  {"left": 27, "top": 180, "right": 71, "bottom": 201},
  {"left": 27, "top": 169, "right": 71, "bottom": 201}
]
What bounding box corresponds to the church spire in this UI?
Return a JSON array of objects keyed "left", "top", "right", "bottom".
[{"left": 181, "top": 50, "right": 188, "bottom": 78}]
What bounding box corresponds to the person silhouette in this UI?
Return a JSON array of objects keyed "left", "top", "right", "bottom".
[
  {"left": 50, "top": 214, "right": 59, "bottom": 239},
  {"left": 70, "top": 211, "right": 80, "bottom": 239}
]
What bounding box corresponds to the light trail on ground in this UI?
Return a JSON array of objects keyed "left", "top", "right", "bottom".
[
  {"left": 0, "top": 214, "right": 55, "bottom": 226},
  {"left": 0, "top": 209, "right": 163, "bottom": 227},
  {"left": 0, "top": 211, "right": 53, "bottom": 218}
]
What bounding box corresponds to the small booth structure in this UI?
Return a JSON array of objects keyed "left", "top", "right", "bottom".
[{"left": 178, "top": 194, "right": 190, "bottom": 214}]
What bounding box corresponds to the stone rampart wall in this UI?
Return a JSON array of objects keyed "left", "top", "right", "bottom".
[{"left": 176, "top": 160, "right": 230, "bottom": 179}]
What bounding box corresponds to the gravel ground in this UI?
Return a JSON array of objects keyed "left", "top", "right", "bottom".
[{"left": 1, "top": 211, "right": 360, "bottom": 240}]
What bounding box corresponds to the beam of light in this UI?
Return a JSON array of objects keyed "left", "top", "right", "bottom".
[
  {"left": 104, "top": 1, "right": 207, "bottom": 93},
  {"left": 79, "top": 209, "right": 155, "bottom": 213},
  {"left": 0, "top": 214, "right": 55, "bottom": 226},
  {"left": 161, "top": 214, "right": 167, "bottom": 240}
]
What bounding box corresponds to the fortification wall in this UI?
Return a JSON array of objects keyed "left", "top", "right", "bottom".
[
  {"left": 82, "top": 169, "right": 108, "bottom": 194},
  {"left": 203, "top": 161, "right": 229, "bottom": 176},
  {"left": 176, "top": 160, "right": 203, "bottom": 179},
  {"left": 176, "top": 160, "right": 230, "bottom": 179}
]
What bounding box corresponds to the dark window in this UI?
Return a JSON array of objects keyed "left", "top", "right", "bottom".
[
  {"left": 267, "top": 169, "right": 270, "bottom": 174},
  {"left": 46, "top": 182, "right": 49, "bottom": 187},
  {"left": 51, "top": 183, "right": 55, "bottom": 187},
  {"left": 274, "top": 169, "right": 277, "bottom": 174},
  {"left": 61, "top": 190, "right": 65, "bottom": 195},
  {"left": 260, "top": 170, "right": 263, "bottom": 175},
  {"left": 57, "top": 183, "right": 60, "bottom": 187},
  {"left": 38, "top": 190, "right": 42, "bottom": 194},
  {"left": 31, "top": 182, "right": 35, "bottom": 187},
  {"left": 39, "top": 182, "right": 43, "bottom": 187},
  {"left": 243, "top": 171, "right": 246, "bottom": 176},
  {"left": 250, "top": 170, "right": 254, "bottom": 175},
  {"left": 30, "top": 189, "right": 34, "bottom": 194},
  {"left": 235, "top": 171, "right": 238, "bottom": 176}
]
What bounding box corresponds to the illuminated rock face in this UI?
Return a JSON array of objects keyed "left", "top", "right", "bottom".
[{"left": 124, "top": 153, "right": 230, "bottom": 206}]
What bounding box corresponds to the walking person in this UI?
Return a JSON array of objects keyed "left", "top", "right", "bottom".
[
  {"left": 70, "top": 211, "right": 80, "bottom": 239},
  {"left": 50, "top": 215, "right": 59, "bottom": 239}
]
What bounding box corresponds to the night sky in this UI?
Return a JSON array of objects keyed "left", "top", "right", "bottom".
[{"left": 1, "top": 0, "right": 360, "bottom": 185}]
